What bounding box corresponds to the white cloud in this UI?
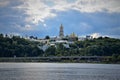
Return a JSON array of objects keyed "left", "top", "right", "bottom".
[
  {"left": 74, "top": 0, "right": 120, "bottom": 13},
  {"left": 51, "top": 0, "right": 73, "bottom": 11},
  {"left": 14, "top": 0, "right": 120, "bottom": 25},
  {"left": 15, "top": 0, "right": 56, "bottom": 25},
  {"left": 91, "top": 33, "right": 101, "bottom": 38},
  {"left": 87, "top": 32, "right": 120, "bottom": 38},
  {"left": 24, "top": 24, "right": 33, "bottom": 31},
  {"left": 51, "top": 0, "right": 120, "bottom": 13}
]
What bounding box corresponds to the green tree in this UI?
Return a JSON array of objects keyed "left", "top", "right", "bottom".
[
  {"left": 45, "top": 46, "right": 56, "bottom": 56},
  {"left": 45, "top": 35, "right": 50, "bottom": 39}
]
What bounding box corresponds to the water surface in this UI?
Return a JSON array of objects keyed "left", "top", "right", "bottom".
[{"left": 0, "top": 63, "right": 120, "bottom": 80}]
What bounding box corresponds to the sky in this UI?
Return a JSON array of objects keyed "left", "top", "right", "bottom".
[{"left": 0, "top": 0, "right": 120, "bottom": 38}]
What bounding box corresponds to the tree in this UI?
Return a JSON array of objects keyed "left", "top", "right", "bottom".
[
  {"left": 45, "top": 35, "right": 50, "bottom": 39},
  {"left": 0, "top": 33, "right": 3, "bottom": 38},
  {"left": 112, "top": 54, "right": 118, "bottom": 62},
  {"left": 45, "top": 46, "right": 56, "bottom": 56}
]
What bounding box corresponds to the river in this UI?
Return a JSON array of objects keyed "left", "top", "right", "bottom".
[{"left": 0, "top": 63, "right": 120, "bottom": 80}]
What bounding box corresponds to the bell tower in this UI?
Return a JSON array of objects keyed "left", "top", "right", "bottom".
[{"left": 59, "top": 24, "right": 64, "bottom": 38}]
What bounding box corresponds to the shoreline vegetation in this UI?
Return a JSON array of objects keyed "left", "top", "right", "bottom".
[
  {"left": 0, "top": 33, "right": 120, "bottom": 63},
  {"left": 0, "top": 56, "right": 120, "bottom": 64},
  {"left": 0, "top": 55, "right": 120, "bottom": 64},
  {"left": 0, "top": 58, "right": 120, "bottom": 64}
]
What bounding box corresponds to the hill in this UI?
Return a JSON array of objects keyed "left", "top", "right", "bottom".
[{"left": 0, "top": 33, "right": 120, "bottom": 59}]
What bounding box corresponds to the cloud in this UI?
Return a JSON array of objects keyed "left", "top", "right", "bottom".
[
  {"left": 80, "top": 22, "right": 92, "bottom": 30},
  {"left": 0, "top": 0, "right": 9, "bottom": 7},
  {"left": 23, "top": 24, "right": 33, "bottom": 31},
  {"left": 9, "top": 32, "right": 21, "bottom": 36},
  {"left": 0, "top": 0, "right": 120, "bottom": 38},
  {"left": 13, "top": 0, "right": 120, "bottom": 25},
  {"left": 11, "top": 23, "right": 35, "bottom": 31},
  {"left": 14, "top": 0, "right": 56, "bottom": 25},
  {"left": 73, "top": 0, "right": 120, "bottom": 13},
  {"left": 90, "top": 33, "right": 115, "bottom": 38},
  {"left": 91, "top": 33, "right": 101, "bottom": 38}
]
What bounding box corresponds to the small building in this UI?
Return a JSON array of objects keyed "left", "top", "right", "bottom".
[
  {"left": 78, "top": 37, "right": 86, "bottom": 41},
  {"left": 86, "top": 35, "right": 93, "bottom": 40}
]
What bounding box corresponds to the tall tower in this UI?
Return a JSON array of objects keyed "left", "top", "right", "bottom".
[{"left": 59, "top": 24, "right": 64, "bottom": 38}]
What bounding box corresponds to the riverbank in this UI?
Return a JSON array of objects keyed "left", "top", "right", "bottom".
[{"left": 0, "top": 57, "right": 120, "bottom": 64}]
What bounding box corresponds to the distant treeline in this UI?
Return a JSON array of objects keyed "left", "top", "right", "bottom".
[
  {"left": 0, "top": 34, "right": 44, "bottom": 57},
  {"left": 0, "top": 33, "right": 120, "bottom": 60}
]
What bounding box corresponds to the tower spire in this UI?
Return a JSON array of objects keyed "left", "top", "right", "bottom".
[{"left": 59, "top": 24, "right": 64, "bottom": 38}]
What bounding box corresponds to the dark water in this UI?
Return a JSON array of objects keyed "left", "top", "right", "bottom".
[{"left": 0, "top": 63, "right": 120, "bottom": 80}]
